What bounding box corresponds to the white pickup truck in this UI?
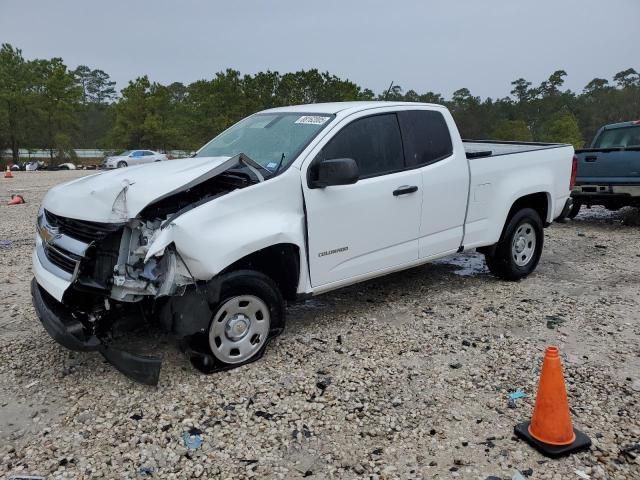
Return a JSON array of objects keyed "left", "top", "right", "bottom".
[{"left": 32, "top": 102, "right": 575, "bottom": 384}]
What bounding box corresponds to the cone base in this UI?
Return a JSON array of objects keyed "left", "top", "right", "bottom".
[{"left": 514, "top": 422, "right": 591, "bottom": 458}]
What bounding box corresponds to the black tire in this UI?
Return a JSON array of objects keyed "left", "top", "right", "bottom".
[
  {"left": 206, "top": 270, "right": 284, "bottom": 367},
  {"left": 117, "top": 161, "right": 127, "bottom": 168},
  {"left": 567, "top": 202, "right": 581, "bottom": 219},
  {"left": 485, "top": 208, "right": 544, "bottom": 281}
]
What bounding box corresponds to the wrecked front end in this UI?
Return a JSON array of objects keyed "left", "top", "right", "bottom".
[{"left": 31, "top": 157, "right": 262, "bottom": 385}]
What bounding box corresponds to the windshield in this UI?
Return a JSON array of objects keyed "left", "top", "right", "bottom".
[
  {"left": 195, "top": 112, "right": 335, "bottom": 173},
  {"left": 117, "top": 150, "right": 132, "bottom": 156},
  {"left": 593, "top": 125, "right": 640, "bottom": 148}
]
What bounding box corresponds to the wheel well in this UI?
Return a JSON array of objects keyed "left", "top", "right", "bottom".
[
  {"left": 478, "top": 192, "right": 550, "bottom": 256},
  {"left": 507, "top": 192, "right": 549, "bottom": 226},
  {"left": 222, "top": 244, "right": 300, "bottom": 301}
]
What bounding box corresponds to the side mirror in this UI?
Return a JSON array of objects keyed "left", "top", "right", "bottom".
[{"left": 310, "top": 158, "right": 359, "bottom": 188}]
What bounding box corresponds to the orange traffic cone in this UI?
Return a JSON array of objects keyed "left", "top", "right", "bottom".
[
  {"left": 515, "top": 346, "right": 591, "bottom": 457},
  {"left": 7, "top": 194, "right": 25, "bottom": 205},
  {"left": 4, "top": 166, "right": 13, "bottom": 178}
]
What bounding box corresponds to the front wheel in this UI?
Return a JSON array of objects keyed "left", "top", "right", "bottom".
[
  {"left": 207, "top": 270, "right": 284, "bottom": 366},
  {"left": 117, "top": 161, "right": 128, "bottom": 168},
  {"left": 485, "top": 208, "right": 544, "bottom": 281}
]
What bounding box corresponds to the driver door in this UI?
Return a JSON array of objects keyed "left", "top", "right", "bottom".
[{"left": 302, "top": 112, "right": 422, "bottom": 288}]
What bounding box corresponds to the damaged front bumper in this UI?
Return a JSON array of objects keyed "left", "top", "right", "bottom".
[{"left": 31, "top": 279, "right": 161, "bottom": 385}]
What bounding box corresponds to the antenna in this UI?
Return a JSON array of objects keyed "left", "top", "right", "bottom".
[{"left": 384, "top": 81, "right": 394, "bottom": 100}]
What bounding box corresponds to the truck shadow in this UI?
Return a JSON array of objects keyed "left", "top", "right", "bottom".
[
  {"left": 287, "top": 252, "right": 493, "bottom": 334},
  {"left": 570, "top": 205, "right": 640, "bottom": 226}
]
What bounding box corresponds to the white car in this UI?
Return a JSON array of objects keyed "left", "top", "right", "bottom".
[
  {"left": 32, "top": 102, "right": 575, "bottom": 384},
  {"left": 103, "top": 149, "right": 168, "bottom": 168}
]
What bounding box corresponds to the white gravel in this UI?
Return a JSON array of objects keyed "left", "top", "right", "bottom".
[{"left": 1, "top": 171, "right": 639, "bottom": 479}]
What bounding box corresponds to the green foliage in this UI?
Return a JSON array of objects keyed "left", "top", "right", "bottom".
[
  {"left": 114, "top": 68, "right": 371, "bottom": 151},
  {"left": 73, "top": 66, "right": 116, "bottom": 104},
  {"left": 491, "top": 120, "right": 533, "bottom": 141},
  {"left": 539, "top": 112, "right": 584, "bottom": 147},
  {"left": 54, "top": 132, "right": 78, "bottom": 162},
  {"left": 0, "top": 42, "right": 639, "bottom": 160},
  {"left": 0, "top": 44, "right": 36, "bottom": 161},
  {"left": 31, "top": 57, "right": 83, "bottom": 162},
  {"left": 613, "top": 68, "right": 640, "bottom": 88},
  {"left": 511, "top": 78, "right": 534, "bottom": 103}
]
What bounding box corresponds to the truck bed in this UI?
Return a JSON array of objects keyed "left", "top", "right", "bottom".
[
  {"left": 464, "top": 140, "right": 568, "bottom": 159},
  {"left": 461, "top": 141, "right": 574, "bottom": 249}
]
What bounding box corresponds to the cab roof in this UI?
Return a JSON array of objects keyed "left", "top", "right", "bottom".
[
  {"left": 602, "top": 119, "right": 640, "bottom": 130},
  {"left": 261, "top": 101, "right": 444, "bottom": 115}
]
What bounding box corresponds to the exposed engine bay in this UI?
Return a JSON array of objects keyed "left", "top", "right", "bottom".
[
  {"left": 34, "top": 161, "right": 263, "bottom": 383},
  {"left": 110, "top": 169, "right": 255, "bottom": 302},
  {"left": 33, "top": 151, "right": 300, "bottom": 384},
  {"left": 82, "top": 167, "right": 256, "bottom": 299}
]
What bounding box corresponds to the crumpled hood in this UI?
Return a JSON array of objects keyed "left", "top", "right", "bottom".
[{"left": 43, "top": 156, "right": 235, "bottom": 223}]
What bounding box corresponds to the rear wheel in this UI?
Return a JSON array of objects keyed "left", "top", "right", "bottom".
[
  {"left": 567, "top": 202, "right": 581, "bottom": 219},
  {"left": 485, "top": 208, "right": 544, "bottom": 281},
  {"left": 117, "top": 161, "right": 127, "bottom": 168}
]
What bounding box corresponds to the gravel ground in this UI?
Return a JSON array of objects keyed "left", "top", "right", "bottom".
[{"left": 1, "top": 171, "right": 639, "bottom": 480}]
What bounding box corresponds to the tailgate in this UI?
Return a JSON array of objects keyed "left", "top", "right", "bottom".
[{"left": 575, "top": 149, "right": 640, "bottom": 185}]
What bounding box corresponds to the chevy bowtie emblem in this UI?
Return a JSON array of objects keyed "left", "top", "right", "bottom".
[{"left": 39, "top": 224, "right": 60, "bottom": 245}]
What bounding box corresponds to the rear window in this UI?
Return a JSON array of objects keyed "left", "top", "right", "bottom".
[
  {"left": 398, "top": 110, "right": 453, "bottom": 167},
  {"left": 593, "top": 125, "right": 640, "bottom": 148}
]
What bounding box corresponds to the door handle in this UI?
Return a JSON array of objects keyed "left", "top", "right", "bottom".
[
  {"left": 585, "top": 156, "right": 598, "bottom": 162},
  {"left": 393, "top": 185, "right": 418, "bottom": 196}
]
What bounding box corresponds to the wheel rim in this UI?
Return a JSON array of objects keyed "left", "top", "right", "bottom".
[
  {"left": 209, "top": 295, "right": 271, "bottom": 364},
  {"left": 511, "top": 222, "right": 536, "bottom": 267}
]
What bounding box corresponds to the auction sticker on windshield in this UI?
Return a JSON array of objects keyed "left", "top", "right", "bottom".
[{"left": 295, "top": 115, "right": 330, "bottom": 125}]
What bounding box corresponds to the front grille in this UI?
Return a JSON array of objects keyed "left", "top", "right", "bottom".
[
  {"left": 44, "top": 210, "right": 124, "bottom": 243},
  {"left": 43, "top": 244, "right": 82, "bottom": 274}
]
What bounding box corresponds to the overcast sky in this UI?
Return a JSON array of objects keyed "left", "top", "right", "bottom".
[{"left": 1, "top": 0, "right": 638, "bottom": 99}]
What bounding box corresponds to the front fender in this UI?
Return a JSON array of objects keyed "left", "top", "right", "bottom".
[{"left": 145, "top": 169, "right": 308, "bottom": 285}]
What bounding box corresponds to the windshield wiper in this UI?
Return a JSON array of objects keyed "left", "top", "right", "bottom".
[{"left": 273, "top": 152, "right": 286, "bottom": 175}]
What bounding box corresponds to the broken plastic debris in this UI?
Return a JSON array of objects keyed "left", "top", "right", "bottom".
[
  {"left": 509, "top": 391, "right": 528, "bottom": 400},
  {"left": 545, "top": 314, "right": 565, "bottom": 329},
  {"left": 182, "top": 431, "right": 203, "bottom": 449},
  {"left": 512, "top": 471, "right": 526, "bottom": 480},
  {"left": 7, "top": 194, "right": 25, "bottom": 205},
  {"left": 139, "top": 466, "right": 155, "bottom": 476}
]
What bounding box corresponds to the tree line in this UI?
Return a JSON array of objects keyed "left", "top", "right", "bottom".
[{"left": 1, "top": 43, "right": 639, "bottom": 164}]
